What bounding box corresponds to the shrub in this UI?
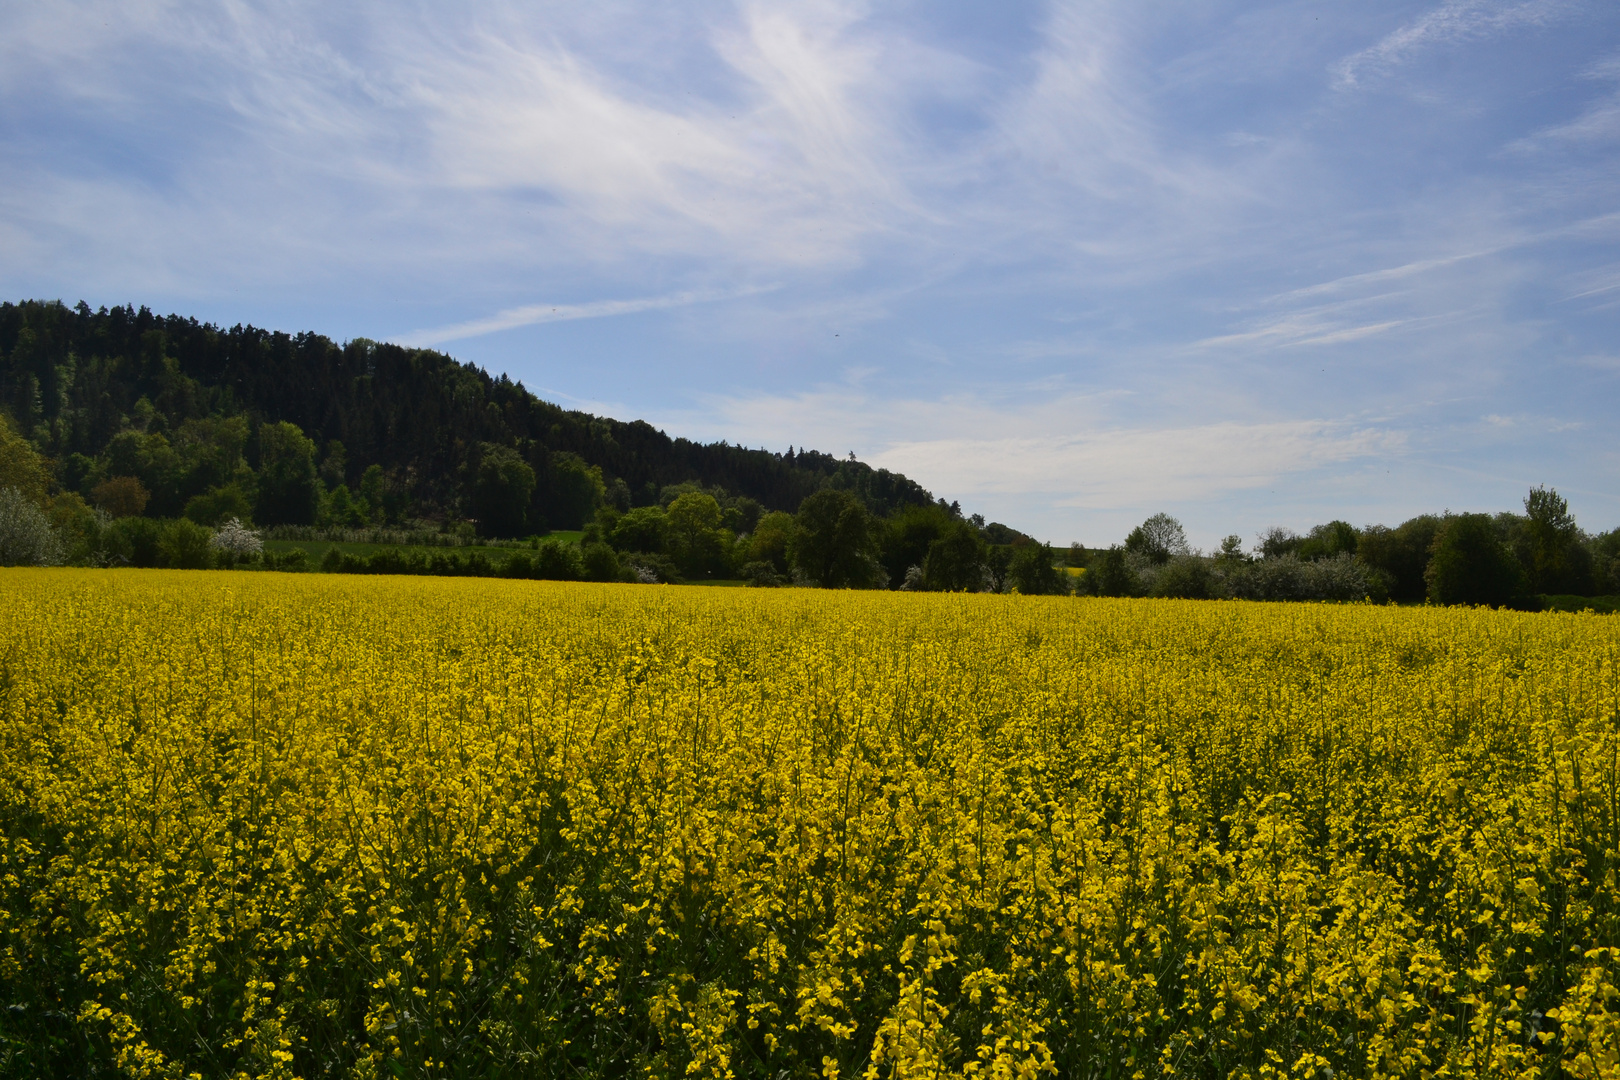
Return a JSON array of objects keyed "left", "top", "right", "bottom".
[
  {"left": 1152, "top": 555, "right": 1216, "bottom": 599},
  {"left": 747, "top": 511, "right": 796, "bottom": 578},
  {"left": 610, "top": 506, "right": 669, "bottom": 553},
  {"left": 185, "top": 484, "right": 256, "bottom": 527},
  {"left": 0, "top": 487, "right": 65, "bottom": 566},
  {"left": 921, "top": 520, "right": 985, "bottom": 592},
  {"left": 623, "top": 552, "right": 680, "bottom": 584},
  {"left": 47, "top": 492, "right": 101, "bottom": 562},
  {"left": 739, "top": 560, "right": 784, "bottom": 587},
  {"left": 582, "top": 542, "right": 625, "bottom": 583},
  {"left": 209, "top": 517, "right": 263, "bottom": 560},
  {"left": 0, "top": 415, "right": 50, "bottom": 503},
  {"left": 263, "top": 548, "right": 310, "bottom": 572},
  {"left": 1356, "top": 516, "right": 1442, "bottom": 601},
  {"left": 1223, "top": 553, "right": 1371, "bottom": 602},
  {"left": 92, "top": 475, "right": 150, "bottom": 518},
  {"left": 1306, "top": 553, "right": 1377, "bottom": 601},
  {"left": 533, "top": 539, "right": 583, "bottom": 581},
  {"left": 1256, "top": 526, "right": 1302, "bottom": 560},
  {"left": 159, "top": 518, "right": 215, "bottom": 570},
  {"left": 102, "top": 516, "right": 165, "bottom": 567},
  {"left": 1592, "top": 529, "right": 1620, "bottom": 594},
  {"left": 1297, "top": 520, "right": 1358, "bottom": 561},
  {"left": 503, "top": 552, "right": 537, "bottom": 578}
]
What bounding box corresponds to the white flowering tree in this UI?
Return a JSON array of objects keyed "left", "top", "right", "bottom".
[
  {"left": 0, "top": 487, "right": 65, "bottom": 567},
  {"left": 209, "top": 517, "right": 263, "bottom": 562}
]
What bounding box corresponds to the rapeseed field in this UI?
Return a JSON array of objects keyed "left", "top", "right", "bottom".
[{"left": 2, "top": 570, "right": 1619, "bottom": 1080}]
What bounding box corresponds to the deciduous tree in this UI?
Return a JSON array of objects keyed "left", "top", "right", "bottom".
[
  {"left": 790, "top": 489, "right": 879, "bottom": 588},
  {"left": 1010, "top": 543, "right": 1066, "bottom": 595},
  {"left": 923, "top": 520, "right": 985, "bottom": 591},
  {"left": 1425, "top": 513, "right": 1528, "bottom": 607},
  {"left": 471, "top": 444, "right": 535, "bottom": 538},
  {"left": 256, "top": 421, "right": 322, "bottom": 526},
  {"left": 1126, "top": 513, "right": 1189, "bottom": 564}
]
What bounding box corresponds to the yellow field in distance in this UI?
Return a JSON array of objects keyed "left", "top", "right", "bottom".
[{"left": 2, "top": 569, "right": 1618, "bottom": 1080}]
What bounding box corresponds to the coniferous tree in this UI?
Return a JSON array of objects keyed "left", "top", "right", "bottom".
[{"left": 0, "top": 300, "right": 942, "bottom": 524}]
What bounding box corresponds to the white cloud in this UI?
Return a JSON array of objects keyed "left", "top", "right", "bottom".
[
  {"left": 1509, "top": 53, "right": 1620, "bottom": 152},
  {"left": 1265, "top": 252, "right": 1496, "bottom": 303},
  {"left": 1191, "top": 311, "right": 1421, "bottom": 351},
  {"left": 1557, "top": 265, "right": 1620, "bottom": 304},
  {"left": 1334, "top": 0, "right": 1570, "bottom": 89},
  {"left": 0, "top": 0, "right": 945, "bottom": 282},
  {"left": 1524, "top": 97, "right": 1620, "bottom": 147},
  {"left": 400, "top": 0, "right": 935, "bottom": 270},
  {"left": 2, "top": 0, "right": 1616, "bottom": 541},
  {"left": 872, "top": 422, "right": 1403, "bottom": 507},
  {"left": 974, "top": 0, "right": 1250, "bottom": 268},
  {"left": 399, "top": 285, "right": 778, "bottom": 347},
  {"left": 678, "top": 385, "right": 1401, "bottom": 512},
  {"left": 1189, "top": 280, "right": 1468, "bottom": 351}
]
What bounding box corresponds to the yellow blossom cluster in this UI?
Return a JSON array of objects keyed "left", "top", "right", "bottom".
[{"left": 2, "top": 569, "right": 1619, "bottom": 1080}]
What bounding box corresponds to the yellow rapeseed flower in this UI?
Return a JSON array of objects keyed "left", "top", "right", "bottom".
[{"left": 0, "top": 569, "right": 1618, "bottom": 1078}]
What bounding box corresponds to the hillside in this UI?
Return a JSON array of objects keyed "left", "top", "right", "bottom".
[{"left": 0, "top": 299, "right": 939, "bottom": 532}]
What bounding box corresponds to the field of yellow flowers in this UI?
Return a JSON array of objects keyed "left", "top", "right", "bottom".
[{"left": 2, "top": 570, "right": 1619, "bottom": 1080}]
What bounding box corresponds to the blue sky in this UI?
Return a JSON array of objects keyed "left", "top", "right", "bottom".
[{"left": 2, "top": 0, "right": 1616, "bottom": 546}]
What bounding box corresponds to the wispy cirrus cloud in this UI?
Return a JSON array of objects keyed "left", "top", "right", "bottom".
[
  {"left": 400, "top": 285, "right": 779, "bottom": 347},
  {"left": 2, "top": 0, "right": 1617, "bottom": 541},
  {"left": 1264, "top": 251, "right": 1498, "bottom": 302},
  {"left": 1192, "top": 313, "right": 1425, "bottom": 351},
  {"left": 416, "top": 3, "right": 922, "bottom": 268},
  {"left": 1334, "top": 0, "right": 1571, "bottom": 89},
  {"left": 1508, "top": 53, "right": 1620, "bottom": 152},
  {"left": 0, "top": 0, "right": 951, "bottom": 284}
]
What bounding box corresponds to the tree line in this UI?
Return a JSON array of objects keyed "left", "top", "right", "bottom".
[
  {"left": 4, "top": 300, "right": 1613, "bottom": 606},
  {"left": 1072, "top": 494, "right": 1619, "bottom": 608},
  {"left": 2, "top": 397, "right": 1064, "bottom": 589},
  {"left": 0, "top": 300, "right": 1057, "bottom": 580},
  {"left": 292, "top": 490, "right": 1061, "bottom": 592},
  {"left": 0, "top": 299, "right": 934, "bottom": 535}
]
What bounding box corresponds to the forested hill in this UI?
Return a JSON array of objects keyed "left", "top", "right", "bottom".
[{"left": 0, "top": 299, "right": 937, "bottom": 531}]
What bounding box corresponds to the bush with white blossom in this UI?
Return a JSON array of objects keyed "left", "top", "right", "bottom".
[
  {"left": 0, "top": 487, "right": 65, "bottom": 567},
  {"left": 209, "top": 517, "right": 263, "bottom": 560}
]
